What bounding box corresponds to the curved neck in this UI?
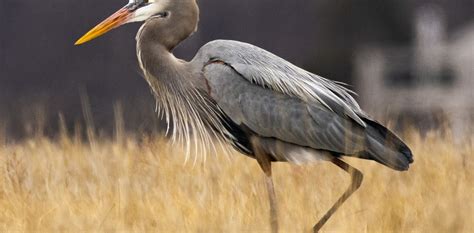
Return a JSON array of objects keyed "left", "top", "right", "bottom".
[
  {"left": 137, "top": 35, "right": 181, "bottom": 79},
  {"left": 136, "top": 0, "right": 199, "bottom": 78}
]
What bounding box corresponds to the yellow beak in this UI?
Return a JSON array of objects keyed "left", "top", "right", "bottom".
[{"left": 75, "top": 7, "right": 132, "bottom": 45}]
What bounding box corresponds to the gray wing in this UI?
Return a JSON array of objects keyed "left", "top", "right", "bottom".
[
  {"left": 202, "top": 62, "right": 366, "bottom": 155},
  {"left": 193, "top": 40, "right": 413, "bottom": 169},
  {"left": 194, "top": 40, "right": 367, "bottom": 127}
]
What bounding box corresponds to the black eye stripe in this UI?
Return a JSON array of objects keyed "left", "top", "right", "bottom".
[{"left": 127, "top": 0, "right": 151, "bottom": 11}]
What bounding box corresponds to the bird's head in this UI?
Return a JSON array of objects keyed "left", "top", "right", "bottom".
[{"left": 75, "top": 0, "right": 198, "bottom": 46}]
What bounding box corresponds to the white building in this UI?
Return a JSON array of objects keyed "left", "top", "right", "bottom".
[{"left": 354, "top": 6, "right": 473, "bottom": 138}]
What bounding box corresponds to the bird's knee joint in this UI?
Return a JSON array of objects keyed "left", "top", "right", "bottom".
[{"left": 352, "top": 170, "right": 363, "bottom": 189}]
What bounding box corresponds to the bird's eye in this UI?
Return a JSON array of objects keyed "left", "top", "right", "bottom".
[
  {"left": 136, "top": 0, "right": 154, "bottom": 5},
  {"left": 153, "top": 11, "right": 169, "bottom": 18}
]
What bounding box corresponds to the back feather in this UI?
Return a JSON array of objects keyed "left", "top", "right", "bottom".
[{"left": 197, "top": 40, "right": 367, "bottom": 127}]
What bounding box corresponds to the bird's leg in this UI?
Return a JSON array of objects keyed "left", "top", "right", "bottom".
[
  {"left": 251, "top": 137, "right": 279, "bottom": 233},
  {"left": 261, "top": 161, "right": 279, "bottom": 233},
  {"left": 313, "top": 158, "right": 363, "bottom": 232}
]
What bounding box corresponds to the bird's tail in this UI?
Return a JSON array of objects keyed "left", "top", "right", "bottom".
[{"left": 358, "top": 119, "right": 414, "bottom": 171}]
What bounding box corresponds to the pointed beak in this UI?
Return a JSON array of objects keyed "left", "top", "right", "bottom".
[{"left": 75, "top": 5, "right": 134, "bottom": 45}]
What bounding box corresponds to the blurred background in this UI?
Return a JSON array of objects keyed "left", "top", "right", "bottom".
[{"left": 0, "top": 0, "right": 473, "bottom": 140}]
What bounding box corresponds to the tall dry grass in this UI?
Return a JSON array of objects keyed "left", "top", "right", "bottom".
[{"left": 0, "top": 131, "right": 472, "bottom": 232}]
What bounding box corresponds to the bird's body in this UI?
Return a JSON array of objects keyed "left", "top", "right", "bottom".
[
  {"left": 138, "top": 36, "right": 413, "bottom": 170},
  {"left": 76, "top": 0, "right": 413, "bottom": 231}
]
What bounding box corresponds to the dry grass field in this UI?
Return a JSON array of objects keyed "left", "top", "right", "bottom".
[{"left": 0, "top": 130, "right": 472, "bottom": 232}]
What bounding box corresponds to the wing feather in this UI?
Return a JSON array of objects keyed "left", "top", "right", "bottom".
[
  {"left": 202, "top": 63, "right": 366, "bottom": 155},
  {"left": 195, "top": 40, "right": 366, "bottom": 127}
]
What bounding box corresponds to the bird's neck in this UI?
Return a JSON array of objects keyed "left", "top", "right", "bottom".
[
  {"left": 137, "top": 34, "right": 182, "bottom": 79},
  {"left": 135, "top": 0, "right": 199, "bottom": 79},
  {"left": 135, "top": 17, "right": 198, "bottom": 79},
  {"left": 135, "top": 23, "right": 208, "bottom": 99}
]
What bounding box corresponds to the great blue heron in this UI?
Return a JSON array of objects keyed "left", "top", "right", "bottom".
[{"left": 75, "top": 0, "right": 413, "bottom": 232}]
